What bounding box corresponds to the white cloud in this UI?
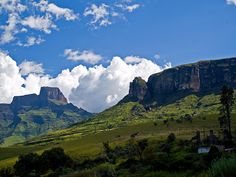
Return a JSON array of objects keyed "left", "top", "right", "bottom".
[
  {"left": 0, "top": 0, "right": 27, "bottom": 13},
  {"left": 84, "top": 3, "right": 112, "bottom": 27},
  {"left": 115, "top": 2, "right": 141, "bottom": 13},
  {"left": 0, "top": 14, "right": 19, "bottom": 44},
  {"left": 17, "top": 36, "right": 44, "bottom": 47},
  {"left": 69, "top": 57, "right": 170, "bottom": 112},
  {"left": 64, "top": 49, "right": 103, "bottom": 64},
  {"left": 0, "top": 52, "right": 27, "bottom": 103},
  {"left": 0, "top": 0, "right": 78, "bottom": 45},
  {"left": 19, "top": 61, "right": 44, "bottom": 76},
  {"left": 21, "top": 15, "right": 57, "bottom": 34},
  {"left": 124, "top": 56, "right": 146, "bottom": 63},
  {"left": 125, "top": 4, "right": 140, "bottom": 12},
  {"left": 0, "top": 52, "right": 169, "bottom": 113},
  {"left": 33, "top": 0, "right": 78, "bottom": 21},
  {"left": 227, "top": 0, "right": 236, "bottom": 5}
]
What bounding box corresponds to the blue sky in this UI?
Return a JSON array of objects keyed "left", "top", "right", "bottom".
[
  {"left": 0, "top": 0, "right": 236, "bottom": 112},
  {"left": 1, "top": 0, "right": 236, "bottom": 76}
]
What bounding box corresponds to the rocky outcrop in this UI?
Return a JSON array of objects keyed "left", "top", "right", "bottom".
[
  {"left": 39, "top": 87, "right": 68, "bottom": 106},
  {"left": 122, "top": 77, "right": 148, "bottom": 102},
  {"left": 122, "top": 57, "right": 236, "bottom": 105},
  {"left": 0, "top": 87, "right": 92, "bottom": 145},
  {"left": 11, "top": 87, "right": 68, "bottom": 111}
]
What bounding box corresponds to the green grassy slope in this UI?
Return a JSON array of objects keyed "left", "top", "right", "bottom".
[
  {"left": 1, "top": 108, "right": 87, "bottom": 147},
  {"left": 0, "top": 92, "right": 236, "bottom": 168}
]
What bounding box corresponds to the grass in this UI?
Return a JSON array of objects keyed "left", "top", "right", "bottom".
[{"left": 1, "top": 92, "right": 236, "bottom": 169}]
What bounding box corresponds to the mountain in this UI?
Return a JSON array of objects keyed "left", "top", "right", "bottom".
[
  {"left": 0, "top": 87, "right": 92, "bottom": 146},
  {"left": 121, "top": 57, "right": 236, "bottom": 105},
  {"left": 20, "top": 57, "right": 236, "bottom": 146}
]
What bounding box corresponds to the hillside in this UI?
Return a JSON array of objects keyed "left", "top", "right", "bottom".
[
  {"left": 22, "top": 57, "right": 236, "bottom": 145},
  {"left": 0, "top": 87, "right": 92, "bottom": 146},
  {"left": 1, "top": 57, "right": 236, "bottom": 171}
]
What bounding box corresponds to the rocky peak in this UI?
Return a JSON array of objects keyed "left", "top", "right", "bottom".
[
  {"left": 120, "top": 77, "right": 148, "bottom": 103},
  {"left": 122, "top": 57, "right": 236, "bottom": 105},
  {"left": 39, "top": 87, "right": 68, "bottom": 104},
  {"left": 11, "top": 87, "right": 68, "bottom": 111},
  {"left": 129, "top": 77, "right": 148, "bottom": 102}
]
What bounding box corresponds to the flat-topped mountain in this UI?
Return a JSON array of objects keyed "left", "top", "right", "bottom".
[
  {"left": 11, "top": 87, "right": 68, "bottom": 110},
  {"left": 0, "top": 87, "right": 92, "bottom": 146},
  {"left": 122, "top": 57, "right": 236, "bottom": 105}
]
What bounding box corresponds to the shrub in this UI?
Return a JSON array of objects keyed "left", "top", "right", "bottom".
[
  {"left": 94, "top": 163, "right": 116, "bottom": 177},
  {"left": 40, "top": 147, "right": 73, "bottom": 171},
  {"left": 14, "top": 153, "right": 41, "bottom": 177},
  {"left": 167, "top": 133, "right": 176, "bottom": 143},
  {"left": 210, "top": 156, "right": 236, "bottom": 177},
  {"left": 0, "top": 167, "right": 14, "bottom": 177}
]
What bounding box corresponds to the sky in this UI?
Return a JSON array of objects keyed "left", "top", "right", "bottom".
[{"left": 0, "top": 0, "right": 235, "bottom": 112}]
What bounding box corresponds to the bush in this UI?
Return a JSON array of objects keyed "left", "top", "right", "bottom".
[
  {"left": 40, "top": 147, "right": 73, "bottom": 171},
  {"left": 167, "top": 133, "right": 176, "bottom": 143},
  {"left": 13, "top": 147, "right": 74, "bottom": 177},
  {"left": 14, "top": 153, "right": 41, "bottom": 177},
  {"left": 210, "top": 156, "right": 236, "bottom": 177},
  {"left": 94, "top": 163, "right": 116, "bottom": 177},
  {"left": 0, "top": 167, "right": 14, "bottom": 177}
]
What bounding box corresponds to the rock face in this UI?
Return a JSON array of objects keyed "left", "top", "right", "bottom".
[
  {"left": 122, "top": 77, "right": 148, "bottom": 102},
  {"left": 39, "top": 87, "right": 68, "bottom": 105},
  {"left": 11, "top": 87, "right": 68, "bottom": 110},
  {"left": 0, "top": 87, "right": 92, "bottom": 146},
  {"left": 122, "top": 57, "right": 236, "bottom": 105}
]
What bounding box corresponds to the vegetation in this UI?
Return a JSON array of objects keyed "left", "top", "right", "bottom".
[
  {"left": 219, "top": 86, "right": 234, "bottom": 143},
  {"left": 209, "top": 156, "right": 236, "bottom": 177},
  {"left": 0, "top": 90, "right": 236, "bottom": 176}
]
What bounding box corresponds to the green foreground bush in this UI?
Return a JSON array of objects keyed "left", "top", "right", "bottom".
[{"left": 210, "top": 155, "right": 236, "bottom": 177}]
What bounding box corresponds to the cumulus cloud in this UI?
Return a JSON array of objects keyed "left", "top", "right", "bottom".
[
  {"left": 19, "top": 61, "right": 44, "bottom": 76},
  {"left": 64, "top": 49, "right": 103, "bottom": 64},
  {"left": 0, "top": 52, "right": 170, "bottom": 113},
  {"left": 69, "top": 57, "right": 170, "bottom": 112},
  {"left": 227, "top": 0, "right": 236, "bottom": 5},
  {"left": 0, "top": 52, "right": 27, "bottom": 103}
]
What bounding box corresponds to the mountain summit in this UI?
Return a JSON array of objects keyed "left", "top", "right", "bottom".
[
  {"left": 0, "top": 87, "right": 92, "bottom": 146},
  {"left": 11, "top": 87, "right": 68, "bottom": 110},
  {"left": 122, "top": 57, "right": 236, "bottom": 105}
]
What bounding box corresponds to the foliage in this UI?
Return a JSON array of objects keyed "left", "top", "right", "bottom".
[
  {"left": 210, "top": 156, "right": 236, "bottom": 177},
  {"left": 219, "top": 85, "right": 235, "bottom": 141},
  {"left": 0, "top": 167, "right": 14, "bottom": 177},
  {"left": 14, "top": 153, "right": 41, "bottom": 177},
  {"left": 13, "top": 147, "right": 73, "bottom": 177}
]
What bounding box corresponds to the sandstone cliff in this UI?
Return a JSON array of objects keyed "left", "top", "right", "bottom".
[
  {"left": 122, "top": 57, "right": 236, "bottom": 105},
  {"left": 0, "top": 87, "right": 92, "bottom": 145}
]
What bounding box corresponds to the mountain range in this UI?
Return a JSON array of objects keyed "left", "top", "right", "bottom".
[
  {"left": 0, "top": 87, "right": 92, "bottom": 146},
  {"left": 1, "top": 57, "right": 236, "bottom": 147},
  {"left": 21, "top": 57, "right": 236, "bottom": 146}
]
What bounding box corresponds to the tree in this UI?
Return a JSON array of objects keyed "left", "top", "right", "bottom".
[
  {"left": 40, "top": 147, "right": 73, "bottom": 171},
  {"left": 219, "top": 85, "right": 234, "bottom": 141},
  {"left": 14, "top": 153, "right": 40, "bottom": 177},
  {"left": 137, "top": 139, "right": 148, "bottom": 160}
]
